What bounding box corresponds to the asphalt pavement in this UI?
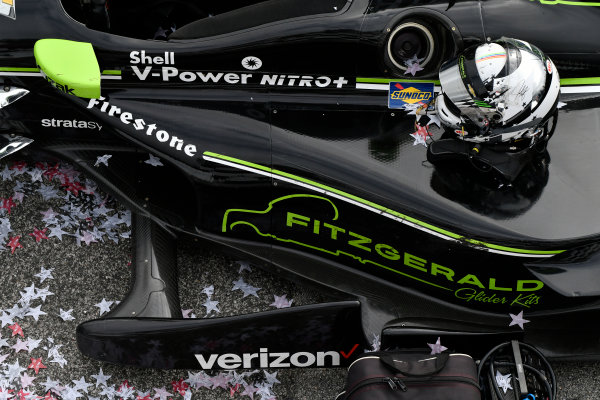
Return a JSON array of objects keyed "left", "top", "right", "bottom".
[{"left": 0, "top": 159, "right": 598, "bottom": 399}]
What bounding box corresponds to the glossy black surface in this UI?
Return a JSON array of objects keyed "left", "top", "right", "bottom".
[
  {"left": 2, "top": 0, "right": 600, "bottom": 363},
  {"left": 77, "top": 301, "right": 364, "bottom": 369}
]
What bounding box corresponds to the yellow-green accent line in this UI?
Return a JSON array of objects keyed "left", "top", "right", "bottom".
[
  {"left": 204, "top": 151, "right": 565, "bottom": 257},
  {"left": 357, "top": 77, "right": 600, "bottom": 87},
  {"left": 0, "top": 67, "right": 120, "bottom": 76},
  {"left": 532, "top": 0, "right": 600, "bottom": 6},
  {"left": 357, "top": 77, "right": 440, "bottom": 84},
  {"left": 560, "top": 77, "right": 600, "bottom": 85},
  {"left": 0, "top": 67, "right": 40, "bottom": 72}
]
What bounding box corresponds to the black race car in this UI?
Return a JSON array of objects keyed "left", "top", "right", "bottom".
[{"left": 2, "top": 0, "right": 600, "bottom": 369}]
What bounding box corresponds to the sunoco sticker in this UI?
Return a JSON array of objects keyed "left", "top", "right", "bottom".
[{"left": 388, "top": 82, "right": 434, "bottom": 109}]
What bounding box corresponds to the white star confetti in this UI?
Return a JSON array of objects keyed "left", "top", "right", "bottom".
[
  {"left": 404, "top": 55, "right": 425, "bottom": 76},
  {"left": 11, "top": 338, "right": 29, "bottom": 353},
  {"left": 231, "top": 277, "right": 247, "bottom": 291},
  {"left": 0, "top": 160, "right": 293, "bottom": 400},
  {"left": 202, "top": 299, "right": 220, "bottom": 315},
  {"left": 426, "top": 113, "right": 441, "bottom": 128},
  {"left": 509, "top": 310, "right": 530, "bottom": 330},
  {"left": 34, "top": 266, "right": 54, "bottom": 283},
  {"left": 27, "top": 338, "right": 42, "bottom": 353},
  {"left": 94, "top": 298, "right": 114, "bottom": 316},
  {"left": 240, "top": 283, "right": 260, "bottom": 298},
  {"left": 365, "top": 334, "right": 381, "bottom": 352},
  {"left": 20, "top": 372, "right": 36, "bottom": 388},
  {"left": 72, "top": 377, "right": 92, "bottom": 393},
  {"left": 26, "top": 305, "right": 46, "bottom": 321},
  {"left": 495, "top": 370, "right": 513, "bottom": 394},
  {"left": 94, "top": 155, "right": 112, "bottom": 167},
  {"left": 201, "top": 285, "right": 214, "bottom": 297},
  {"left": 58, "top": 309, "right": 75, "bottom": 322},
  {"left": 427, "top": 337, "right": 448, "bottom": 355},
  {"left": 153, "top": 387, "right": 173, "bottom": 400},
  {"left": 237, "top": 260, "right": 252, "bottom": 274},
  {"left": 144, "top": 154, "right": 163, "bottom": 167},
  {"left": 270, "top": 295, "right": 293, "bottom": 309},
  {"left": 91, "top": 368, "right": 111, "bottom": 388}
]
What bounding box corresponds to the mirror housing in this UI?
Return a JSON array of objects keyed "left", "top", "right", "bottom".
[
  {"left": 0, "top": 86, "right": 29, "bottom": 109},
  {"left": 34, "top": 39, "right": 101, "bottom": 99}
]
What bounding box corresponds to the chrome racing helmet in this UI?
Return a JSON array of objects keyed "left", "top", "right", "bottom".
[{"left": 436, "top": 38, "right": 560, "bottom": 146}]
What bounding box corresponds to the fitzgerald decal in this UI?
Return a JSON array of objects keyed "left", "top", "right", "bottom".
[{"left": 222, "top": 195, "right": 545, "bottom": 305}]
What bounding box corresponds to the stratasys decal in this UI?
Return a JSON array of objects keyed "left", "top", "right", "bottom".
[
  {"left": 87, "top": 97, "right": 197, "bottom": 157},
  {"left": 41, "top": 118, "right": 102, "bottom": 131},
  {"left": 356, "top": 77, "right": 600, "bottom": 94},
  {"left": 0, "top": 0, "right": 15, "bottom": 20},
  {"left": 203, "top": 151, "right": 564, "bottom": 258},
  {"left": 128, "top": 50, "right": 350, "bottom": 88},
  {"left": 222, "top": 194, "right": 545, "bottom": 306},
  {"left": 196, "top": 345, "right": 359, "bottom": 369}
]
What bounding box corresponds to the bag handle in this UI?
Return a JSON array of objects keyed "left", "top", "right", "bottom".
[{"left": 379, "top": 352, "right": 450, "bottom": 377}]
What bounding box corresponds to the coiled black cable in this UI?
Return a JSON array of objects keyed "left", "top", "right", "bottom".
[{"left": 477, "top": 341, "right": 556, "bottom": 400}]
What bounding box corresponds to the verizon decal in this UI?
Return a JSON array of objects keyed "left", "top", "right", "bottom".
[{"left": 195, "top": 346, "right": 359, "bottom": 370}]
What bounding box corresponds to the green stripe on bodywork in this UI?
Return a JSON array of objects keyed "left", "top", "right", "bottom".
[
  {"left": 560, "top": 77, "right": 600, "bottom": 86},
  {"left": 0, "top": 67, "right": 121, "bottom": 76},
  {"left": 357, "top": 78, "right": 440, "bottom": 85},
  {"left": 532, "top": 0, "right": 600, "bottom": 6},
  {"left": 465, "top": 240, "right": 561, "bottom": 255},
  {"left": 0, "top": 67, "right": 40, "bottom": 72},
  {"left": 204, "top": 151, "right": 565, "bottom": 256},
  {"left": 359, "top": 77, "right": 600, "bottom": 87}
]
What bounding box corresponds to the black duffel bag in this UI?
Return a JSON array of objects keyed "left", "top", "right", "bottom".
[{"left": 336, "top": 350, "right": 481, "bottom": 400}]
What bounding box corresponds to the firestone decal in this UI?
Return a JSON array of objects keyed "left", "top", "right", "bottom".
[
  {"left": 221, "top": 195, "right": 545, "bottom": 307},
  {"left": 128, "top": 50, "right": 349, "bottom": 88},
  {"left": 86, "top": 97, "right": 197, "bottom": 157},
  {"left": 0, "top": 0, "right": 15, "bottom": 20}
]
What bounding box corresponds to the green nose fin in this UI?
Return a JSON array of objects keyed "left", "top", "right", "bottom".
[{"left": 34, "top": 39, "right": 101, "bottom": 99}]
